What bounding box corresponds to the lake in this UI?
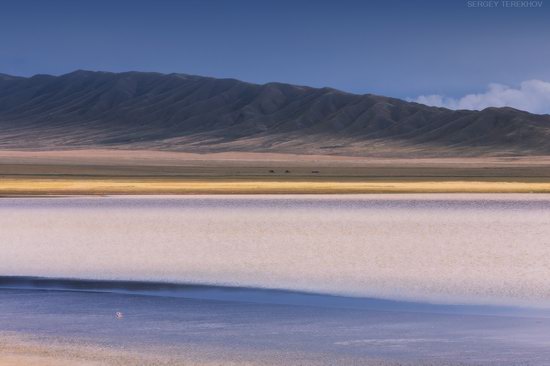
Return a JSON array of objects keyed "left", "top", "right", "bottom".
[{"left": 1, "top": 194, "right": 550, "bottom": 364}]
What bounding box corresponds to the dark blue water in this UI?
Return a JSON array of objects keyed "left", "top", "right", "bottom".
[{"left": 1, "top": 277, "right": 550, "bottom": 365}]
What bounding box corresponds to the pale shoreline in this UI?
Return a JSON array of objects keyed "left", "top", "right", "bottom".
[
  {"left": 0, "top": 332, "right": 380, "bottom": 366},
  {"left": 0, "top": 335, "right": 246, "bottom": 366}
]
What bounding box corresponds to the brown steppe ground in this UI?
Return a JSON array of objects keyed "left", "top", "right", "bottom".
[{"left": 3, "top": 149, "right": 550, "bottom": 195}]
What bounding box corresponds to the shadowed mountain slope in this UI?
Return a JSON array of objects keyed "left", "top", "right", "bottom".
[{"left": 1, "top": 70, "right": 550, "bottom": 157}]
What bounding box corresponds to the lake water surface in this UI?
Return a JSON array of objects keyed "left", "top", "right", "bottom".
[
  {"left": 2, "top": 195, "right": 550, "bottom": 365},
  {"left": 2, "top": 194, "right": 550, "bottom": 307}
]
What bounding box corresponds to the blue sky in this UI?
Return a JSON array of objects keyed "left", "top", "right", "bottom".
[{"left": 1, "top": 0, "right": 549, "bottom": 105}]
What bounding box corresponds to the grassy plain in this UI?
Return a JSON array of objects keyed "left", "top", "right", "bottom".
[{"left": 2, "top": 149, "right": 550, "bottom": 195}]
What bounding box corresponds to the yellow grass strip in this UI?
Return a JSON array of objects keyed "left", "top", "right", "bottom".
[{"left": 2, "top": 178, "right": 550, "bottom": 195}]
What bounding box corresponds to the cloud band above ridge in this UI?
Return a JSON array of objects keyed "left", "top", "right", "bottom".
[{"left": 413, "top": 80, "right": 550, "bottom": 115}]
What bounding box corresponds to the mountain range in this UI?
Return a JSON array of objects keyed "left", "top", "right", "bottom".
[{"left": 1, "top": 70, "right": 549, "bottom": 157}]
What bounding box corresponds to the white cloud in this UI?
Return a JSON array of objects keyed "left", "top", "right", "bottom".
[{"left": 412, "top": 80, "right": 550, "bottom": 115}]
